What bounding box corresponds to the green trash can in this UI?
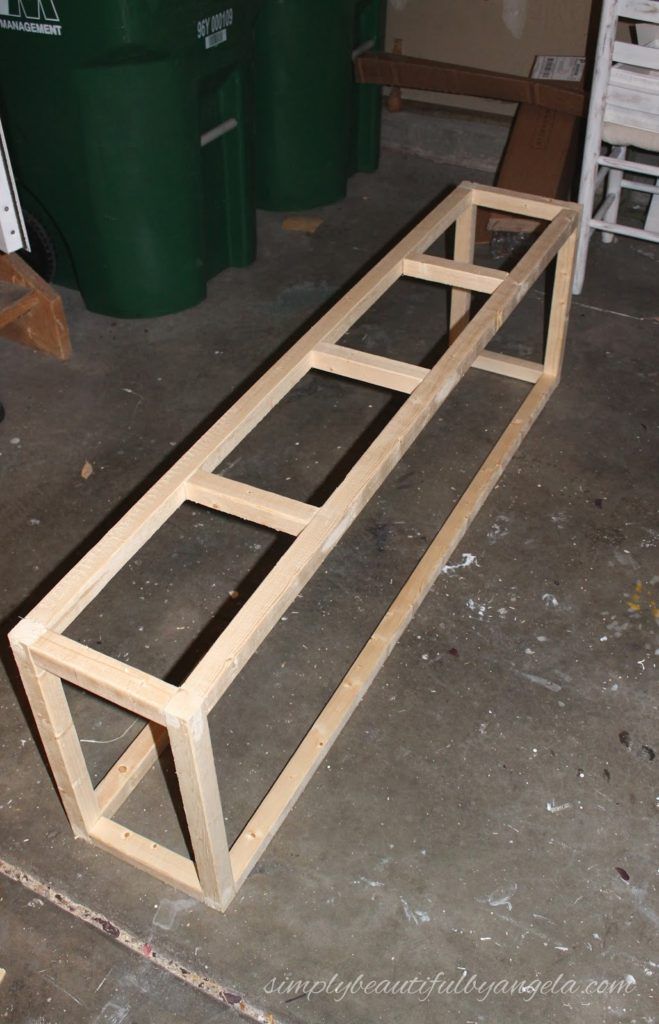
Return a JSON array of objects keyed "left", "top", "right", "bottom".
[
  {"left": 0, "top": 1, "right": 260, "bottom": 317},
  {"left": 254, "top": 0, "right": 385, "bottom": 211}
]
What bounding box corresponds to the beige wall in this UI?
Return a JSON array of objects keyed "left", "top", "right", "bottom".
[{"left": 385, "top": 0, "right": 594, "bottom": 114}]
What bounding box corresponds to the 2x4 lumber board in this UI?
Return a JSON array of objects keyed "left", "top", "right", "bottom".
[
  {"left": 310, "top": 341, "right": 428, "bottom": 394},
  {"left": 186, "top": 472, "right": 316, "bottom": 536},
  {"left": 30, "top": 630, "right": 177, "bottom": 724},
  {"left": 185, "top": 208, "right": 577, "bottom": 712},
  {"left": 95, "top": 723, "right": 169, "bottom": 818},
  {"left": 468, "top": 184, "right": 575, "bottom": 221},
  {"left": 89, "top": 817, "right": 203, "bottom": 901},
  {"left": 10, "top": 622, "right": 99, "bottom": 837},
  {"left": 544, "top": 229, "right": 578, "bottom": 381},
  {"left": 19, "top": 186, "right": 472, "bottom": 638},
  {"left": 403, "top": 255, "right": 506, "bottom": 293},
  {"left": 472, "top": 351, "right": 543, "bottom": 384},
  {"left": 449, "top": 205, "right": 478, "bottom": 344},
  {"left": 230, "top": 374, "right": 558, "bottom": 886},
  {"left": 166, "top": 691, "right": 235, "bottom": 909}
]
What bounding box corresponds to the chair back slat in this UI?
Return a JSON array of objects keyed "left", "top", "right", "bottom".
[
  {"left": 618, "top": 0, "right": 659, "bottom": 24},
  {"left": 613, "top": 39, "right": 659, "bottom": 69},
  {"left": 604, "top": 102, "right": 659, "bottom": 135},
  {"left": 606, "top": 67, "right": 659, "bottom": 120}
]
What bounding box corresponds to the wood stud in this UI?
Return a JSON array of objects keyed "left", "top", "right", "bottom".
[{"left": 9, "top": 183, "right": 580, "bottom": 910}]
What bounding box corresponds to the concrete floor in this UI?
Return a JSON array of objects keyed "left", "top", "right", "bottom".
[{"left": 0, "top": 142, "right": 657, "bottom": 1024}]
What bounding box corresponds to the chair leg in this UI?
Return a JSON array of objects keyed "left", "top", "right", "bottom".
[
  {"left": 572, "top": 0, "right": 619, "bottom": 295},
  {"left": 573, "top": 167, "right": 596, "bottom": 296},
  {"left": 645, "top": 181, "right": 659, "bottom": 236},
  {"left": 601, "top": 148, "right": 626, "bottom": 243},
  {"left": 573, "top": 141, "right": 604, "bottom": 295}
]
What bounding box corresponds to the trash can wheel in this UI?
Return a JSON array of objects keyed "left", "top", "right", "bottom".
[{"left": 21, "top": 212, "right": 57, "bottom": 283}]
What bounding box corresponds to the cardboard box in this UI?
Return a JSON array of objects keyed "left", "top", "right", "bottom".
[
  {"left": 355, "top": 54, "right": 586, "bottom": 117},
  {"left": 382, "top": 0, "right": 592, "bottom": 116},
  {"left": 475, "top": 54, "right": 586, "bottom": 243},
  {"left": 477, "top": 103, "right": 582, "bottom": 241}
]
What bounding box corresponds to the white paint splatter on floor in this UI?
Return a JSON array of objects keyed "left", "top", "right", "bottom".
[
  {"left": 442, "top": 552, "right": 480, "bottom": 574},
  {"left": 546, "top": 800, "right": 571, "bottom": 814},
  {"left": 400, "top": 897, "right": 430, "bottom": 924},
  {"left": 517, "top": 670, "right": 562, "bottom": 693},
  {"left": 487, "top": 515, "right": 510, "bottom": 544},
  {"left": 486, "top": 882, "right": 518, "bottom": 911},
  {"left": 466, "top": 598, "right": 488, "bottom": 620}
]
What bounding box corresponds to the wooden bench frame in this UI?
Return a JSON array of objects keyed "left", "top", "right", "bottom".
[{"left": 9, "top": 183, "right": 579, "bottom": 911}]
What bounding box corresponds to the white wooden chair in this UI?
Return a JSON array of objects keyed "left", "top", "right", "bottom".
[{"left": 573, "top": 0, "right": 659, "bottom": 293}]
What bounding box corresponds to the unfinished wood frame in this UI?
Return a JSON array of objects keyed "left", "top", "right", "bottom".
[
  {"left": 0, "top": 252, "right": 71, "bottom": 360},
  {"left": 9, "top": 183, "right": 579, "bottom": 911}
]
